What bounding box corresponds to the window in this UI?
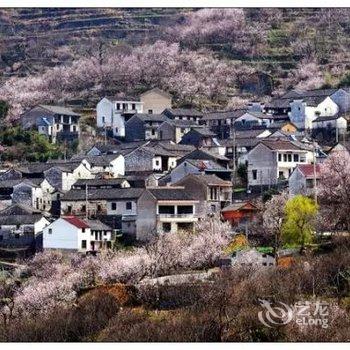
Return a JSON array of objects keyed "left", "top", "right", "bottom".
[
  {"left": 102, "top": 116, "right": 105, "bottom": 124},
  {"left": 81, "top": 240, "right": 87, "bottom": 249},
  {"left": 126, "top": 202, "right": 132, "bottom": 210},
  {"left": 148, "top": 109, "right": 153, "bottom": 114},
  {"left": 162, "top": 223, "right": 171, "bottom": 233},
  {"left": 283, "top": 154, "right": 287, "bottom": 162},
  {"left": 155, "top": 160, "right": 160, "bottom": 166},
  {"left": 151, "top": 129, "right": 156, "bottom": 136},
  {"left": 0, "top": 235, "right": 3, "bottom": 241},
  {"left": 81, "top": 205, "right": 86, "bottom": 212},
  {"left": 132, "top": 103, "right": 136, "bottom": 110},
  {"left": 115, "top": 127, "right": 118, "bottom": 133},
  {"left": 287, "top": 154, "right": 292, "bottom": 162},
  {"left": 278, "top": 154, "right": 282, "bottom": 162},
  {"left": 48, "top": 228, "right": 52, "bottom": 234},
  {"left": 111, "top": 202, "right": 117, "bottom": 210},
  {"left": 123, "top": 103, "right": 127, "bottom": 110},
  {"left": 116, "top": 103, "right": 120, "bottom": 110},
  {"left": 293, "top": 154, "right": 299, "bottom": 162},
  {"left": 82, "top": 228, "right": 86, "bottom": 233},
  {"left": 252, "top": 170, "right": 257, "bottom": 180}
]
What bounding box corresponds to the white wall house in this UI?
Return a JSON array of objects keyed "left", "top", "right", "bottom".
[
  {"left": 43, "top": 216, "right": 113, "bottom": 252},
  {"left": 289, "top": 96, "right": 339, "bottom": 130},
  {"left": 96, "top": 97, "right": 143, "bottom": 137}
]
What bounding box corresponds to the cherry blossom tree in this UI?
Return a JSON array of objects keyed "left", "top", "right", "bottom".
[{"left": 318, "top": 151, "right": 350, "bottom": 231}]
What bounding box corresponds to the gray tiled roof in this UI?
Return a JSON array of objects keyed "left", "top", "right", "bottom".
[
  {"left": 39, "top": 105, "right": 80, "bottom": 116},
  {"left": 148, "top": 188, "right": 196, "bottom": 201},
  {"left": 62, "top": 188, "right": 144, "bottom": 201},
  {"left": 0, "top": 214, "right": 45, "bottom": 225},
  {"left": 164, "top": 108, "right": 203, "bottom": 117},
  {"left": 84, "top": 219, "right": 112, "bottom": 231}
]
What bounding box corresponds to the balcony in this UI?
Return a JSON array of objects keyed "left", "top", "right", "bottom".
[{"left": 157, "top": 213, "right": 196, "bottom": 218}]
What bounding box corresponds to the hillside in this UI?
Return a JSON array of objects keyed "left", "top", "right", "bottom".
[{"left": 0, "top": 8, "right": 350, "bottom": 118}]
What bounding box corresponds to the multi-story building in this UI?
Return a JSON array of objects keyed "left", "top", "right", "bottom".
[
  {"left": 21, "top": 105, "right": 81, "bottom": 143},
  {"left": 96, "top": 97, "right": 143, "bottom": 137},
  {"left": 136, "top": 187, "right": 199, "bottom": 241},
  {"left": 247, "top": 138, "right": 314, "bottom": 187}
]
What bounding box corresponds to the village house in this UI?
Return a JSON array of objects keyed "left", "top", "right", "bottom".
[
  {"left": 166, "top": 157, "right": 232, "bottom": 184},
  {"left": 43, "top": 216, "right": 113, "bottom": 253},
  {"left": 247, "top": 138, "right": 314, "bottom": 188},
  {"left": 96, "top": 96, "right": 143, "bottom": 138},
  {"left": 162, "top": 108, "right": 203, "bottom": 123},
  {"left": 11, "top": 178, "right": 54, "bottom": 211},
  {"left": 60, "top": 187, "right": 144, "bottom": 236},
  {"left": 173, "top": 174, "right": 232, "bottom": 217},
  {"left": 157, "top": 119, "right": 199, "bottom": 143},
  {"left": 0, "top": 204, "right": 50, "bottom": 257},
  {"left": 71, "top": 154, "right": 125, "bottom": 177},
  {"left": 265, "top": 88, "right": 350, "bottom": 130},
  {"left": 124, "top": 146, "right": 177, "bottom": 173},
  {"left": 329, "top": 141, "right": 350, "bottom": 156},
  {"left": 15, "top": 160, "right": 94, "bottom": 192},
  {"left": 288, "top": 163, "right": 321, "bottom": 197},
  {"left": 139, "top": 88, "right": 172, "bottom": 114},
  {"left": 179, "top": 127, "right": 218, "bottom": 148},
  {"left": 136, "top": 187, "right": 199, "bottom": 241},
  {"left": 72, "top": 178, "right": 130, "bottom": 190},
  {"left": 124, "top": 113, "right": 168, "bottom": 142},
  {"left": 21, "top": 105, "right": 81, "bottom": 143},
  {"left": 221, "top": 201, "right": 259, "bottom": 228},
  {"left": 312, "top": 115, "right": 348, "bottom": 136}
]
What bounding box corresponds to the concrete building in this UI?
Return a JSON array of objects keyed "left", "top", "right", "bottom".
[
  {"left": 21, "top": 105, "right": 81, "bottom": 143},
  {"left": 96, "top": 97, "right": 143, "bottom": 138},
  {"left": 43, "top": 216, "right": 113, "bottom": 252},
  {"left": 136, "top": 187, "right": 199, "bottom": 241},
  {"left": 247, "top": 138, "right": 314, "bottom": 187},
  {"left": 139, "top": 88, "right": 172, "bottom": 115}
]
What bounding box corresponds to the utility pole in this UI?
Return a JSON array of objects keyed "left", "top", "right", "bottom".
[
  {"left": 313, "top": 142, "right": 318, "bottom": 205},
  {"left": 231, "top": 123, "right": 236, "bottom": 184},
  {"left": 85, "top": 184, "right": 88, "bottom": 220}
]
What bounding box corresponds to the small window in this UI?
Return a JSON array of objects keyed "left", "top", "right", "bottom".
[
  {"left": 293, "top": 154, "right": 299, "bottom": 162},
  {"left": 126, "top": 202, "right": 132, "bottom": 210},
  {"left": 155, "top": 160, "right": 160, "bottom": 166},
  {"left": 283, "top": 154, "right": 287, "bottom": 162},
  {"left": 81, "top": 240, "right": 87, "bottom": 249},
  {"left": 102, "top": 116, "right": 105, "bottom": 124},
  {"left": 148, "top": 109, "right": 153, "bottom": 114},
  {"left": 116, "top": 103, "right": 120, "bottom": 110},
  {"left": 48, "top": 228, "right": 52, "bottom": 234},
  {"left": 287, "top": 154, "right": 292, "bottom": 162},
  {"left": 252, "top": 170, "right": 257, "bottom": 180},
  {"left": 278, "top": 154, "right": 282, "bottom": 162},
  {"left": 82, "top": 228, "right": 86, "bottom": 233},
  {"left": 111, "top": 202, "right": 117, "bottom": 210},
  {"left": 132, "top": 103, "right": 136, "bottom": 110}
]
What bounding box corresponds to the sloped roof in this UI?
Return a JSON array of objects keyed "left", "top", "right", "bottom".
[
  {"left": 0, "top": 214, "right": 45, "bottom": 225},
  {"left": 296, "top": 164, "right": 321, "bottom": 179},
  {"left": 62, "top": 188, "right": 144, "bottom": 201},
  {"left": 140, "top": 88, "right": 172, "bottom": 99},
  {"left": 164, "top": 108, "right": 203, "bottom": 117},
  {"left": 148, "top": 188, "right": 196, "bottom": 201},
  {"left": 190, "top": 127, "right": 217, "bottom": 137},
  {"left": 259, "top": 139, "right": 308, "bottom": 151},
  {"left": 185, "top": 159, "right": 227, "bottom": 171},
  {"left": 63, "top": 216, "right": 89, "bottom": 229},
  {"left": 177, "top": 174, "right": 232, "bottom": 187},
  {"left": 132, "top": 113, "right": 168, "bottom": 123},
  {"left": 312, "top": 115, "right": 343, "bottom": 122},
  {"left": 39, "top": 105, "right": 80, "bottom": 116},
  {"left": 202, "top": 110, "right": 246, "bottom": 121},
  {"left": 84, "top": 219, "right": 112, "bottom": 231},
  {"left": 221, "top": 201, "right": 258, "bottom": 212}
]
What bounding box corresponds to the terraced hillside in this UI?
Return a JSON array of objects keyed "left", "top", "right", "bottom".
[
  {"left": 0, "top": 8, "right": 350, "bottom": 117},
  {"left": 0, "top": 8, "right": 184, "bottom": 78}
]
